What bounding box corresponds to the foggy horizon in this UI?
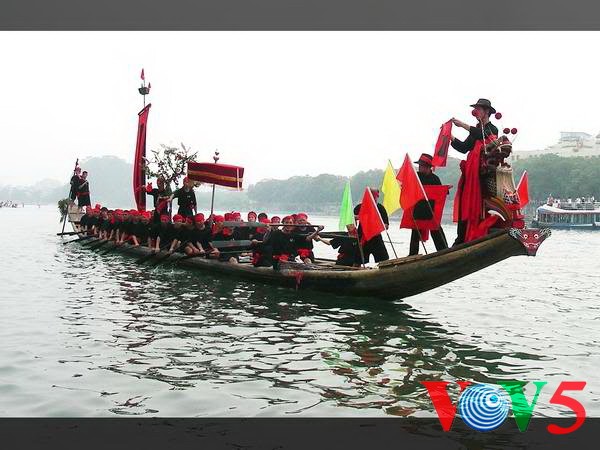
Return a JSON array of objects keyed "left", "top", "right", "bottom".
[{"left": 2, "top": 31, "right": 600, "bottom": 188}]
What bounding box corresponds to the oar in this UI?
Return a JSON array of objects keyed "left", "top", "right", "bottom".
[
  {"left": 57, "top": 231, "right": 81, "bottom": 236},
  {"left": 87, "top": 239, "right": 111, "bottom": 250},
  {"left": 62, "top": 235, "right": 94, "bottom": 245},
  {"left": 149, "top": 241, "right": 189, "bottom": 267},
  {"left": 135, "top": 243, "right": 171, "bottom": 264}
]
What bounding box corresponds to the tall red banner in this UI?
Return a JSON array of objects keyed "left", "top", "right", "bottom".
[{"left": 133, "top": 104, "right": 151, "bottom": 211}]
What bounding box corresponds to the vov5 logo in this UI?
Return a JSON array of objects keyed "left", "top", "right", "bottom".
[{"left": 422, "top": 381, "right": 586, "bottom": 434}]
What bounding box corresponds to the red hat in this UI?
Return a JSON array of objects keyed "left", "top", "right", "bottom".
[
  {"left": 160, "top": 214, "right": 170, "bottom": 222},
  {"left": 194, "top": 213, "right": 205, "bottom": 222},
  {"left": 94, "top": 203, "right": 101, "bottom": 209},
  {"left": 232, "top": 212, "right": 242, "bottom": 219},
  {"left": 173, "top": 214, "right": 184, "bottom": 223},
  {"left": 142, "top": 211, "right": 152, "bottom": 219},
  {"left": 282, "top": 215, "right": 294, "bottom": 223},
  {"left": 214, "top": 215, "right": 225, "bottom": 223},
  {"left": 259, "top": 217, "right": 270, "bottom": 224},
  {"left": 224, "top": 212, "right": 233, "bottom": 221},
  {"left": 115, "top": 209, "right": 123, "bottom": 215},
  {"left": 129, "top": 209, "right": 139, "bottom": 216},
  {"left": 248, "top": 211, "right": 257, "bottom": 219},
  {"left": 296, "top": 212, "right": 308, "bottom": 220}
]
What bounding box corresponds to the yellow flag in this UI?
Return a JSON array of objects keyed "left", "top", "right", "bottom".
[{"left": 381, "top": 160, "right": 401, "bottom": 215}]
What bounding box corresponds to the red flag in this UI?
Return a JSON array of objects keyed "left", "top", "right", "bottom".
[
  {"left": 397, "top": 154, "right": 427, "bottom": 210},
  {"left": 133, "top": 104, "right": 151, "bottom": 211},
  {"left": 432, "top": 120, "right": 453, "bottom": 167},
  {"left": 358, "top": 188, "right": 385, "bottom": 245},
  {"left": 187, "top": 162, "right": 244, "bottom": 189},
  {"left": 140, "top": 68, "right": 145, "bottom": 80},
  {"left": 401, "top": 185, "right": 450, "bottom": 233},
  {"left": 517, "top": 170, "right": 529, "bottom": 208}
]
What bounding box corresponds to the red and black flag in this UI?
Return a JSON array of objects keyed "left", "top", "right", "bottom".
[
  {"left": 187, "top": 162, "right": 244, "bottom": 189},
  {"left": 133, "top": 104, "right": 151, "bottom": 211},
  {"left": 432, "top": 120, "right": 453, "bottom": 167}
]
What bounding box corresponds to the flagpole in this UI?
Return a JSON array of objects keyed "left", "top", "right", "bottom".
[
  {"left": 412, "top": 217, "right": 428, "bottom": 255},
  {"left": 210, "top": 150, "right": 220, "bottom": 217},
  {"left": 385, "top": 230, "right": 398, "bottom": 258}
]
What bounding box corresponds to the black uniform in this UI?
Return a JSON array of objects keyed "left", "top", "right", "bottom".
[
  {"left": 133, "top": 221, "right": 150, "bottom": 244},
  {"left": 266, "top": 229, "right": 298, "bottom": 269},
  {"left": 76, "top": 180, "right": 91, "bottom": 207},
  {"left": 172, "top": 187, "right": 197, "bottom": 217},
  {"left": 293, "top": 226, "right": 316, "bottom": 262},
  {"left": 190, "top": 225, "right": 213, "bottom": 252},
  {"left": 409, "top": 172, "right": 449, "bottom": 256},
  {"left": 353, "top": 202, "right": 389, "bottom": 263},
  {"left": 250, "top": 229, "right": 272, "bottom": 267},
  {"left": 79, "top": 213, "right": 90, "bottom": 231},
  {"left": 451, "top": 121, "right": 498, "bottom": 245},
  {"left": 69, "top": 175, "right": 81, "bottom": 201},
  {"left": 329, "top": 234, "right": 363, "bottom": 266},
  {"left": 148, "top": 186, "right": 172, "bottom": 214}
]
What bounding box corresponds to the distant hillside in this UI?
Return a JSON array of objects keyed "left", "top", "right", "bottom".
[{"left": 3, "top": 154, "right": 599, "bottom": 213}]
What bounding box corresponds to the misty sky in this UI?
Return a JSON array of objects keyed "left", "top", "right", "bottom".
[{"left": 1, "top": 31, "right": 600, "bottom": 187}]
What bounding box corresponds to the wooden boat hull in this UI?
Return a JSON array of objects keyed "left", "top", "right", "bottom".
[{"left": 70, "top": 226, "right": 549, "bottom": 300}]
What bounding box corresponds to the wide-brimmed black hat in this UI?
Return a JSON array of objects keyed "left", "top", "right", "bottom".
[
  {"left": 470, "top": 98, "right": 496, "bottom": 114},
  {"left": 414, "top": 153, "right": 433, "bottom": 166}
]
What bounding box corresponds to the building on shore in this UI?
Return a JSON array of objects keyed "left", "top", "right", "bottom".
[{"left": 513, "top": 131, "right": 600, "bottom": 160}]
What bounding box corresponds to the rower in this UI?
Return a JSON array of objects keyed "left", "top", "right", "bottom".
[
  {"left": 354, "top": 188, "right": 390, "bottom": 263},
  {"left": 150, "top": 214, "right": 174, "bottom": 253},
  {"left": 450, "top": 98, "right": 499, "bottom": 245},
  {"left": 266, "top": 215, "right": 298, "bottom": 269},
  {"left": 293, "top": 213, "right": 323, "bottom": 264},
  {"left": 116, "top": 210, "right": 132, "bottom": 245},
  {"left": 270, "top": 216, "right": 281, "bottom": 224},
  {"left": 79, "top": 206, "right": 92, "bottom": 234},
  {"left": 98, "top": 207, "right": 110, "bottom": 240},
  {"left": 258, "top": 212, "right": 268, "bottom": 222},
  {"left": 211, "top": 213, "right": 241, "bottom": 263},
  {"left": 318, "top": 224, "right": 363, "bottom": 267},
  {"left": 170, "top": 177, "right": 197, "bottom": 218},
  {"left": 250, "top": 218, "right": 273, "bottom": 267},
  {"left": 185, "top": 213, "right": 214, "bottom": 257},
  {"left": 409, "top": 153, "right": 449, "bottom": 256},
  {"left": 167, "top": 214, "right": 186, "bottom": 254}
]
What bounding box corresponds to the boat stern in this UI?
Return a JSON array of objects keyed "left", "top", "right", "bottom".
[{"left": 508, "top": 227, "right": 551, "bottom": 256}]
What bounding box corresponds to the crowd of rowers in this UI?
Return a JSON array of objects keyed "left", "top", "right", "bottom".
[{"left": 78, "top": 206, "right": 366, "bottom": 269}]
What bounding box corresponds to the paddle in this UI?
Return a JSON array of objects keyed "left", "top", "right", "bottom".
[
  {"left": 87, "top": 239, "right": 111, "bottom": 250},
  {"left": 135, "top": 242, "right": 171, "bottom": 264},
  {"left": 56, "top": 231, "right": 81, "bottom": 236},
  {"left": 62, "top": 235, "right": 94, "bottom": 245},
  {"left": 149, "top": 241, "right": 189, "bottom": 267}
]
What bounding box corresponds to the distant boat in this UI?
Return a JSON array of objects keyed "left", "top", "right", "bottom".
[{"left": 532, "top": 200, "right": 600, "bottom": 229}]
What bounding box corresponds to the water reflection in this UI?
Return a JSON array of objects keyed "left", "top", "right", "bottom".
[{"left": 57, "top": 246, "right": 545, "bottom": 416}]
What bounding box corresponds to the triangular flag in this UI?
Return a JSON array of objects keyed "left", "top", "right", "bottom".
[
  {"left": 358, "top": 188, "right": 385, "bottom": 245},
  {"left": 396, "top": 154, "right": 427, "bottom": 210},
  {"left": 338, "top": 180, "right": 354, "bottom": 231},
  {"left": 141, "top": 68, "right": 145, "bottom": 80},
  {"left": 517, "top": 170, "right": 529, "bottom": 208},
  {"left": 381, "top": 160, "right": 401, "bottom": 216}
]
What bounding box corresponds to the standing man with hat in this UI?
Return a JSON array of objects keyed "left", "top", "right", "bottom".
[
  {"left": 353, "top": 187, "right": 390, "bottom": 263},
  {"left": 450, "top": 98, "right": 499, "bottom": 245},
  {"left": 69, "top": 166, "right": 82, "bottom": 203},
  {"left": 409, "top": 153, "right": 448, "bottom": 256}
]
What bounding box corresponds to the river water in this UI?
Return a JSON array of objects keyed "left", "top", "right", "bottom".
[{"left": 0, "top": 205, "right": 598, "bottom": 417}]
